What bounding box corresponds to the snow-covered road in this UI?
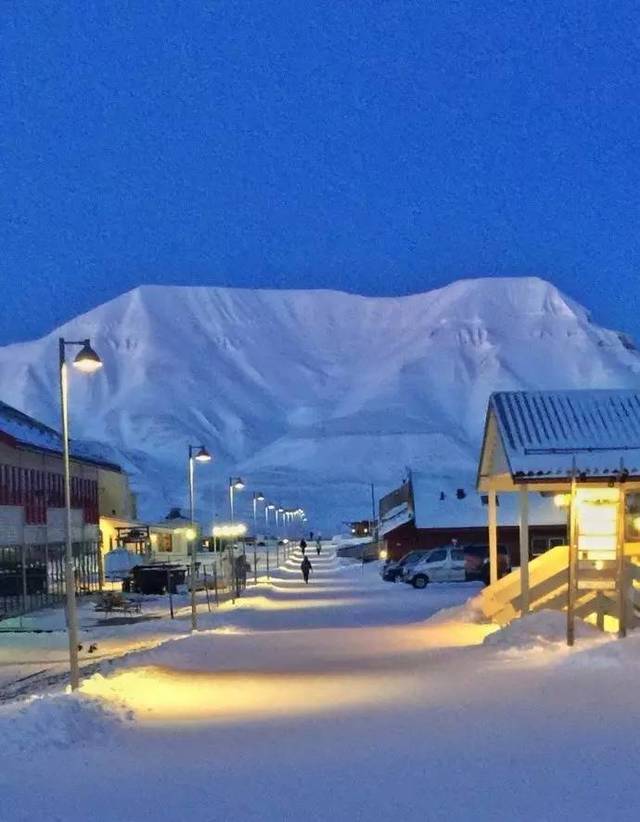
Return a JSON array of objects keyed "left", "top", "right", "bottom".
[{"left": 3, "top": 547, "right": 640, "bottom": 821}]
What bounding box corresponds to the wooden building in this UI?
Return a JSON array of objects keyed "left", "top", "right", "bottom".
[{"left": 379, "top": 472, "right": 565, "bottom": 565}]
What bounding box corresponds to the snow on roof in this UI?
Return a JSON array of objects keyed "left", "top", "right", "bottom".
[
  {"left": 490, "top": 389, "right": 640, "bottom": 479},
  {"left": 411, "top": 472, "right": 562, "bottom": 529},
  {"left": 0, "top": 400, "right": 121, "bottom": 470}
]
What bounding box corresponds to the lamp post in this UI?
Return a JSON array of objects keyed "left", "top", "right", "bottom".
[
  {"left": 253, "top": 491, "right": 265, "bottom": 535},
  {"left": 229, "top": 477, "right": 245, "bottom": 523},
  {"left": 265, "top": 503, "right": 275, "bottom": 532},
  {"left": 59, "top": 338, "right": 103, "bottom": 690},
  {"left": 188, "top": 445, "right": 212, "bottom": 630}
]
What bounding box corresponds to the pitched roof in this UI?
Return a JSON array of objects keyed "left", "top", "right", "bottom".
[
  {"left": 0, "top": 400, "right": 121, "bottom": 471},
  {"left": 411, "top": 472, "right": 562, "bottom": 529},
  {"left": 489, "top": 389, "right": 640, "bottom": 479}
]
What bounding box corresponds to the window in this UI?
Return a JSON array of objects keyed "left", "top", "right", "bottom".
[
  {"left": 425, "top": 549, "right": 447, "bottom": 564},
  {"left": 451, "top": 549, "right": 465, "bottom": 562}
]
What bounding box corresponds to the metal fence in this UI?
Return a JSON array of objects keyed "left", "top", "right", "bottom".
[{"left": 0, "top": 541, "right": 101, "bottom": 620}]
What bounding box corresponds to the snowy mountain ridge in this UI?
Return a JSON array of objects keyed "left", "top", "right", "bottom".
[{"left": 0, "top": 277, "right": 638, "bottom": 530}]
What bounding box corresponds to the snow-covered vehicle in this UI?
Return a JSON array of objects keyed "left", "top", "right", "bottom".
[{"left": 380, "top": 550, "right": 430, "bottom": 582}]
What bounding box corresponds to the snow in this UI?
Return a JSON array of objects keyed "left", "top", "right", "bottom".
[
  {"left": 1, "top": 277, "right": 639, "bottom": 529},
  {"left": 483, "top": 608, "right": 603, "bottom": 650},
  {"left": 3, "top": 546, "right": 640, "bottom": 821}
]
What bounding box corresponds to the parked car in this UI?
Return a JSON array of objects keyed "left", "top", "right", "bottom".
[
  {"left": 462, "top": 543, "right": 511, "bottom": 583},
  {"left": 380, "top": 549, "right": 430, "bottom": 582},
  {"left": 402, "top": 543, "right": 512, "bottom": 588},
  {"left": 402, "top": 546, "right": 466, "bottom": 588}
]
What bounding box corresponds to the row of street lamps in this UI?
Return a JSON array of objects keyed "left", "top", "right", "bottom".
[{"left": 58, "top": 335, "right": 309, "bottom": 686}]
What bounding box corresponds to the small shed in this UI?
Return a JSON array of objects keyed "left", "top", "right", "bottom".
[{"left": 478, "top": 389, "right": 640, "bottom": 637}]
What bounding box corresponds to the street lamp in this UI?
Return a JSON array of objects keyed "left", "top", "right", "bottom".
[
  {"left": 265, "top": 502, "right": 275, "bottom": 531},
  {"left": 253, "top": 491, "right": 265, "bottom": 534},
  {"left": 229, "top": 477, "right": 245, "bottom": 523},
  {"left": 188, "top": 444, "right": 212, "bottom": 630},
  {"left": 59, "top": 337, "right": 103, "bottom": 690}
]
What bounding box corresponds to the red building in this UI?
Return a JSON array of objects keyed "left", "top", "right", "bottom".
[{"left": 379, "top": 472, "right": 566, "bottom": 566}]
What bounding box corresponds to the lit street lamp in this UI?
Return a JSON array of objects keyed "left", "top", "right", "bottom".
[
  {"left": 265, "top": 502, "right": 275, "bottom": 531},
  {"left": 59, "top": 338, "right": 103, "bottom": 690},
  {"left": 253, "top": 491, "right": 265, "bottom": 534},
  {"left": 188, "top": 445, "right": 212, "bottom": 630},
  {"left": 229, "top": 477, "right": 245, "bottom": 523}
]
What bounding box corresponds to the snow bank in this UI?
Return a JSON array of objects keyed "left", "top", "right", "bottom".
[
  {"left": 483, "top": 609, "right": 601, "bottom": 651},
  {"left": 425, "top": 592, "right": 486, "bottom": 625},
  {"left": 0, "top": 692, "right": 131, "bottom": 754}
]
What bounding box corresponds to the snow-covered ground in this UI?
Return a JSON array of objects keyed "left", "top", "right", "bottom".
[{"left": 2, "top": 547, "right": 640, "bottom": 821}]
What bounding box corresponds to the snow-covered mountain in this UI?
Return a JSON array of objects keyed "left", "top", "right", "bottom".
[{"left": 0, "top": 277, "right": 639, "bottom": 531}]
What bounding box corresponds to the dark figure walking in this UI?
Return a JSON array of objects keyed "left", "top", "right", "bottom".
[
  {"left": 315, "top": 539, "right": 321, "bottom": 556},
  {"left": 300, "top": 538, "right": 307, "bottom": 555},
  {"left": 301, "top": 556, "right": 312, "bottom": 584}
]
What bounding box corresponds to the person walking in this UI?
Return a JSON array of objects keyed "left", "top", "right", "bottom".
[
  {"left": 299, "top": 538, "right": 307, "bottom": 555},
  {"left": 315, "top": 538, "right": 322, "bottom": 556},
  {"left": 301, "top": 555, "right": 312, "bottom": 584}
]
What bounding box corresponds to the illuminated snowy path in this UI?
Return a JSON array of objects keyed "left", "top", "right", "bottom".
[{"left": 4, "top": 547, "right": 640, "bottom": 821}]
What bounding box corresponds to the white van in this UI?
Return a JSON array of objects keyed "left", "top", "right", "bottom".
[{"left": 401, "top": 546, "right": 466, "bottom": 588}]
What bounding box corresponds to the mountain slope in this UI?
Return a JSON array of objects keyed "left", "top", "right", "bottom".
[{"left": 0, "top": 277, "right": 638, "bottom": 530}]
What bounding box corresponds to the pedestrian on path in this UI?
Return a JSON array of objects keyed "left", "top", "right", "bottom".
[
  {"left": 300, "top": 538, "right": 307, "bottom": 555},
  {"left": 315, "top": 538, "right": 322, "bottom": 556},
  {"left": 301, "top": 556, "right": 312, "bottom": 584}
]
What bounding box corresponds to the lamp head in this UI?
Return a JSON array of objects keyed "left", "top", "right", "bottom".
[
  {"left": 256, "top": 492, "right": 265, "bottom": 501},
  {"left": 73, "top": 341, "right": 103, "bottom": 373},
  {"left": 267, "top": 504, "right": 276, "bottom": 510},
  {"left": 194, "top": 446, "right": 212, "bottom": 463},
  {"left": 232, "top": 478, "right": 245, "bottom": 491}
]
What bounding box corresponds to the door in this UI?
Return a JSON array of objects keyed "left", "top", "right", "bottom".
[
  {"left": 448, "top": 549, "right": 466, "bottom": 581},
  {"left": 422, "top": 548, "right": 448, "bottom": 581}
]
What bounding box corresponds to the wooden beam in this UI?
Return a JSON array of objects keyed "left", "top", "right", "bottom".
[
  {"left": 488, "top": 488, "right": 498, "bottom": 586},
  {"left": 519, "top": 485, "right": 530, "bottom": 614}
]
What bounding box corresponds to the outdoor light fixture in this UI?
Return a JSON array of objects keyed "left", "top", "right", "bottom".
[
  {"left": 71, "top": 340, "right": 103, "bottom": 374},
  {"left": 229, "top": 477, "right": 245, "bottom": 523},
  {"left": 58, "top": 336, "right": 103, "bottom": 690},
  {"left": 212, "top": 523, "right": 248, "bottom": 539},
  {"left": 253, "top": 491, "right": 265, "bottom": 533},
  {"left": 188, "top": 444, "right": 212, "bottom": 631},
  {"left": 194, "top": 446, "right": 212, "bottom": 463}
]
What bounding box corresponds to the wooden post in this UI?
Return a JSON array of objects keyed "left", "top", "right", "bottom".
[
  {"left": 202, "top": 565, "right": 212, "bottom": 613},
  {"left": 167, "top": 567, "right": 174, "bottom": 619},
  {"left": 519, "top": 485, "right": 530, "bottom": 614},
  {"left": 616, "top": 488, "right": 627, "bottom": 639},
  {"left": 488, "top": 488, "right": 498, "bottom": 586},
  {"left": 567, "top": 475, "right": 578, "bottom": 646}
]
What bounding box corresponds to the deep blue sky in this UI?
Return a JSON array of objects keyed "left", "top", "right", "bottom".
[{"left": 1, "top": 1, "right": 639, "bottom": 345}]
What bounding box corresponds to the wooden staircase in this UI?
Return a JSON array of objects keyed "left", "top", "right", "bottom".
[{"left": 480, "top": 545, "right": 639, "bottom": 629}]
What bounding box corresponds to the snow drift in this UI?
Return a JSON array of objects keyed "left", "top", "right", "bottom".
[{"left": 0, "top": 277, "right": 638, "bottom": 528}]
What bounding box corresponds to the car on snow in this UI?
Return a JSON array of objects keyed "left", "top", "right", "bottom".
[
  {"left": 380, "top": 549, "right": 431, "bottom": 582},
  {"left": 401, "top": 543, "right": 511, "bottom": 588}
]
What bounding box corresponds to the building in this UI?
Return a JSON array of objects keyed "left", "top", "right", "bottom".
[
  {"left": 0, "top": 400, "right": 138, "bottom": 617},
  {"left": 477, "top": 389, "right": 640, "bottom": 635},
  {"left": 0, "top": 400, "right": 135, "bottom": 547},
  {"left": 379, "top": 470, "right": 565, "bottom": 565}
]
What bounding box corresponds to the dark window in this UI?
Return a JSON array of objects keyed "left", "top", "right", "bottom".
[{"left": 425, "top": 549, "right": 447, "bottom": 564}]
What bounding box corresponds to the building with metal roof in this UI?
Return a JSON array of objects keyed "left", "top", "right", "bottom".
[
  {"left": 478, "top": 389, "right": 640, "bottom": 491},
  {"left": 477, "top": 390, "right": 640, "bottom": 637}
]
